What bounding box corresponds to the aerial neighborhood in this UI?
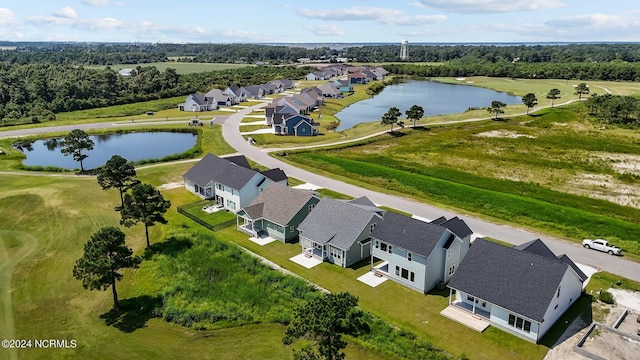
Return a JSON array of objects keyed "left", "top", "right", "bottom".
[{"left": 179, "top": 152, "right": 587, "bottom": 344}]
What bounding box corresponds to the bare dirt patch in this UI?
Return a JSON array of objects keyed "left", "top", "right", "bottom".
[
  {"left": 592, "top": 152, "right": 640, "bottom": 177},
  {"left": 158, "top": 181, "right": 183, "bottom": 190},
  {"left": 567, "top": 173, "right": 640, "bottom": 209},
  {"left": 475, "top": 130, "right": 535, "bottom": 139}
]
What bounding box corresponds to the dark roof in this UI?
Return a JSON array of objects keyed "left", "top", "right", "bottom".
[
  {"left": 430, "top": 216, "right": 447, "bottom": 225},
  {"left": 371, "top": 212, "right": 449, "bottom": 257},
  {"left": 513, "top": 239, "right": 557, "bottom": 259},
  {"left": 515, "top": 240, "right": 588, "bottom": 282},
  {"left": 298, "top": 197, "right": 381, "bottom": 250},
  {"left": 223, "top": 155, "right": 251, "bottom": 169},
  {"left": 260, "top": 168, "right": 288, "bottom": 183},
  {"left": 441, "top": 217, "right": 473, "bottom": 239},
  {"left": 183, "top": 153, "right": 259, "bottom": 190},
  {"left": 448, "top": 239, "right": 581, "bottom": 322}
]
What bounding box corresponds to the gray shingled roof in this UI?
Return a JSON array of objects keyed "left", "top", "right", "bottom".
[
  {"left": 241, "top": 183, "right": 316, "bottom": 226},
  {"left": 183, "top": 153, "right": 258, "bottom": 189},
  {"left": 371, "top": 212, "right": 449, "bottom": 257},
  {"left": 448, "top": 239, "right": 578, "bottom": 322},
  {"left": 441, "top": 217, "right": 473, "bottom": 239},
  {"left": 298, "top": 197, "right": 381, "bottom": 250},
  {"left": 515, "top": 239, "right": 588, "bottom": 282},
  {"left": 223, "top": 155, "right": 251, "bottom": 169},
  {"left": 260, "top": 168, "right": 288, "bottom": 183}
]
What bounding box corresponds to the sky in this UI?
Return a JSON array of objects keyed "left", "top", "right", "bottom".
[{"left": 0, "top": 1, "right": 638, "bottom": 44}]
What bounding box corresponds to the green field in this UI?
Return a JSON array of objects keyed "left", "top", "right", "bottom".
[
  {"left": 282, "top": 104, "right": 640, "bottom": 257},
  {"left": 86, "top": 62, "right": 252, "bottom": 74}
]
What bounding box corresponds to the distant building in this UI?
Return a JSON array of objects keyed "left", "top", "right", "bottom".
[{"left": 400, "top": 39, "right": 408, "bottom": 60}]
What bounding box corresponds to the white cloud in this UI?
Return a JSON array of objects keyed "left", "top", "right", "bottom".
[
  {"left": 53, "top": 6, "right": 78, "bottom": 19},
  {"left": 546, "top": 14, "right": 637, "bottom": 29},
  {"left": 298, "top": 7, "right": 403, "bottom": 21},
  {"left": 419, "top": 0, "right": 566, "bottom": 13},
  {"left": 0, "top": 8, "right": 18, "bottom": 26},
  {"left": 383, "top": 15, "right": 447, "bottom": 26},
  {"left": 81, "top": 0, "right": 114, "bottom": 6},
  {"left": 304, "top": 24, "right": 344, "bottom": 36}
]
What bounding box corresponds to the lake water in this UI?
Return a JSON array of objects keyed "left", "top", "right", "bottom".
[
  {"left": 18, "top": 132, "right": 197, "bottom": 170},
  {"left": 335, "top": 80, "right": 522, "bottom": 131}
]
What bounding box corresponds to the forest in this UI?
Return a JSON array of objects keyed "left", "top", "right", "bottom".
[
  {"left": 4, "top": 42, "right": 640, "bottom": 65},
  {"left": 0, "top": 63, "right": 311, "bottom": 126}
]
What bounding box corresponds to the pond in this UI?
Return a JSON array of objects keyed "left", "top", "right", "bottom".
[
  {"left": 335, "top": 80, "right": 522, "bottom": 131},
  {"left": 18, "top": 131, "right": 197, "bottom": 170}
]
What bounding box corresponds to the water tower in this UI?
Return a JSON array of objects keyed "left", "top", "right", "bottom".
[{"left": 400, "top": 39, "right": 408, "bottom": 60}]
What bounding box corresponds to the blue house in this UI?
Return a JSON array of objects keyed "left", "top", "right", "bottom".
[{"left": 273, "top": 114, "right": 318, "bottom": 136}]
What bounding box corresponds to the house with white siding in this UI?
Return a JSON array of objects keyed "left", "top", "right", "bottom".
[
  {"left": 445, "top": 238, "right": 587, "bottom": 343},
  {"left": 370, "top": 212, "right": 473, "bottom": 293}
]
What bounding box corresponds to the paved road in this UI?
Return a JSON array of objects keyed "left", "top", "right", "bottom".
[
  {"left": 1, "top": 106, "right": 639, "bottom": 281},
  {"left": 222, "top": 105, "right": 640, "bottom": 282}
]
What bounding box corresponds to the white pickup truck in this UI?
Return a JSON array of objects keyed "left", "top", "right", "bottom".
[{"left": 582, "top": 239, "right": 622, "bottom": 255}]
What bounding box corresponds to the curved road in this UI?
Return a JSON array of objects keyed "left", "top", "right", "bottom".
[
  {"left": 1, "top": 104, "right": 639, "bottom": 281},
  {"left": 222, "top": 105, "right": 640, "bottom": 282}
]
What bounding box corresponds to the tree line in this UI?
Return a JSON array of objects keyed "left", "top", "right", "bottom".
[
  {"left": 383, "top": 61, "right": 640, "bottom": 81},
  {"left": 0, "top": 63, "right": 311, "bottom": 126},
  {"left": 4, "top": 42, "right": 640, "bottom": 65}
]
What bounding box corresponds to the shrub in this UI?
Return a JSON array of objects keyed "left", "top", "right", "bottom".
[{"left": 599, "top": 290, "right": 615, "bottom": 304}]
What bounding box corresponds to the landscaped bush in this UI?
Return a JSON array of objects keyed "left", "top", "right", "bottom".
[
  {"left": 153, "top": 234, "right": 318, "bottom": 329},
  {"left": 598, "top": 290, "right": 615, "bottom": 304}
]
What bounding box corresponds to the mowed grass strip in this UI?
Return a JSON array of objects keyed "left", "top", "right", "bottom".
[{"left": 286, "top": 153, "right": 640, "bottom": 255}]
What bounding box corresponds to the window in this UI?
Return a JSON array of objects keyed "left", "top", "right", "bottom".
[
  {"left": 226, "top": 200, "right": 236, "bottom": 210},
  {"left": 516, "top": 318, "right": 523, "bottom": 330},
  {"left": 467, "top": 295, "right": 475, "bottom": 302},
  {"left": 308, "top": 204, "right": 315, "bottom": 212},
  {"left": 401, "top": 268, "right": 409, "bottom": 279},
  {"left": 407, "top": 252, "right": 412, "bottom": 262},
  {"left": 508, "top": 314, "right": 515, "bottom": 326},
  {"left": 388, "top": 246, "right": 393, "bottom": 254},
  {"left": 448, "top": 265, "right": 455, "bottom": 276},
  {"left": 290, "top": 226, "right": 294, "bottom": 232},
  {"left": 217, "top": 183, "right": 223, "bottom": 190},
  {"left": 554, "top": 304, "right": 558, "bottom": 310},
  {"left": 557, "top": 286, "right": 561, "bottom": 298},
  {"left": 523, "top": 321, "right": 531, "bottom": 333},
  {"left": 375, "top": 240, "right": 379, "bottom": 249},
  {"left": 395, "top": 266, "right": 400, "bottom": 276},
  {"left": 370, "top": 223, "right": 376, "bottom": 233},
  {"left": 410, "top": 272, "right": 415, "bottom": 282},
  {"left": 381, "top": 243, "right": 387, "bottom": 252},
  {"left": 508, "top": 314, "right": 532, "bottom": 333}
]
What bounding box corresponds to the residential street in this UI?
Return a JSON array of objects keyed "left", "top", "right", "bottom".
[
  {"left": 1, "top": 105, "right": 639, "bottom": 282},
  {"left": 222, "top": 104, "right": 640, "bottom": 282}
]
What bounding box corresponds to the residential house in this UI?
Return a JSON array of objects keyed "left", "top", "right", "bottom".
[
  {"left": 298, "top": 197, "right": 383, "bottom": 267},
  {"left": 446, "top": 238, "right": 587, "bottom": 343},
  {"left": 268, "top": 79, "right": 295, "bottom": 90},
  {"left": 182, "top": 154, "right": 288, "bottom": 213},
  {"left": 259, "top": 83, "right": 279, "bottom": 95},
  {"left": 333, "top": 79, "right": 354, "bottom": 93},
  {"left": 273, "top": 114, "right": 319, "bottom": 136},
  {"left": 204, "top": 88, "right": 233, "bottom": 107},
  {"left": 241, "top": 85, "right": 265, "bottom": 99},
  {"left": 348, "top": 72, "right": 369, "bottom": 84},
  {"left": 178, "top": 93, "right": 217, "bottom": 112},
  {"left": 236, "top": 183, "right": 320, "bottom": 243},
  {"left": 370, "top": 212, "right": 473, "bottom": 293},
  {"left": 306, "top": 71, "right": 329, "bottom": 81},
  {"left": 223, "top": 86, "right": 248, "bottom": 104},
  {"left": 317, "top": 83, "right": 343, "bottom": 98},
  {"left": 372, "top": 66, "right": 390, "bottom": 78}
]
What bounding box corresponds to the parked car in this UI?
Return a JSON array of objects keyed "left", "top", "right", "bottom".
[{"left": 582, "top": 239, "right": 622, "bottom": 255}]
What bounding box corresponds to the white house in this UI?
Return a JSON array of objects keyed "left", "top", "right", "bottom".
[
  {"left": 370, "top": 212, "right": 473, "bottom": 293},
  {"left": 182, "top": 154, "right": 288, "bottom": 213},
  {"left": 446, "top": 239, "right": 587, "bottom": 343}
]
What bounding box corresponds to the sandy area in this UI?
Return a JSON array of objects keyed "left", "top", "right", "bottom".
[
  {"left": 157, "top": 181, "right": 183, "bottom": 190},
  {"left": 475, "top": 130, "right": 535, "bottom": 138},
  {"left": 568, "top": 173, "right": 640, "bottom": 209}
]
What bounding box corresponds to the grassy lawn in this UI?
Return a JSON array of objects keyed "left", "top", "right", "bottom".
[
  {"left": 241, "top": 117, "right": 265, "bottom": 123},
  {"left": 85, "top": 62, "right": 252, "bottom": 74},
  {"left": 240, "top": 124, "right": 268, "bottom": 133},
  {"left": 216, "top": 227, "right": 547, "bottom": 360}
]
